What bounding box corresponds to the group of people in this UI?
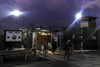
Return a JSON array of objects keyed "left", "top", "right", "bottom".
[{"left": 51, "top": 39, "right": 74, "bottom": 60}]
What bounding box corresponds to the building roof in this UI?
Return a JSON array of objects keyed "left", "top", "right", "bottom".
[{"left": 81, "top": 16, "right": 98, "bottom": 20}]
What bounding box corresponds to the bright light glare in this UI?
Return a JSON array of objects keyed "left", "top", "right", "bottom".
[
  {"left": 12, "top": 10, "right": 22, "bottom": 16},
  {"left": 67, "top": 11, "right": 83, "bottom": 30},
  {"left": 76, "top": 12, "right": 82, "bottom": 20}
]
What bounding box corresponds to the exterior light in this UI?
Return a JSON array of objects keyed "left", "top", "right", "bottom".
[
  {"left": 12, "top": 10, "right": 22, "bottom": 17},
  {"left": 76, "top": 12, "right": 82, "bottom": 20}
]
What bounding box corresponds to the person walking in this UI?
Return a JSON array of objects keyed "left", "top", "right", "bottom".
[
  {"left": 64, "top": 39, "right": 73, "bottom": 60},
  {"left": 43, "top": 44, "right": 48, "bottom": 55},
  {"left": 51, "top": 39, "right": 57, "bottom": 54}
]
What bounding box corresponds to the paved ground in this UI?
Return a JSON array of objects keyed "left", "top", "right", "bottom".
[{"left": 0, "top": 50, "right": 100, "bottom": 67}]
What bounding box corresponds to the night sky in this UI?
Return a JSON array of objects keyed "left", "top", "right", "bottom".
[{"left": 0, "top": 0, "right": 100, "bottom": 31}]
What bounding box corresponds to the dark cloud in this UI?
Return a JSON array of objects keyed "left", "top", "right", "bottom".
[
  {"left": 0, "top": 0, "right": 9, "bottom": 4},
  {"left": 8, "top": 0, "right": 16, "bottom": 5},
  {"left": 0, "top": 0, "right": 16, "bottom": 5}
]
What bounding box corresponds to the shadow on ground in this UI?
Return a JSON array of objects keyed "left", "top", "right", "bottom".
[
  {"left": 43, "top": 61, "right": 80, "bottom": 67},
  {"left": 0, "top": 54, "right": 50, "bottom": 67}
]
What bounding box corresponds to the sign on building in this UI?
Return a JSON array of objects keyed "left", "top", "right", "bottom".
[
  {"left": 5, "top": 30, "right": 22, "bottom": 42},
  {"left": 37, "top": 35, "right": 47, "bottom": 45},
  {"left": 92, "top": 36, "right": 96, "bottom": 40}
]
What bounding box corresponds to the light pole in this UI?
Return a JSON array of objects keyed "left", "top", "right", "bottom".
[
  {"left": 0, "top": 26, "right": 1, "bottom": 39},
  {"left": 12, "top": 10, "right": 22, "bottom": 29},
  {"left": 75, "top": 12, "right": 83, "bottom": 53},
  {"left": 22, "top": 16, "right": 24, "bottom": 29}
]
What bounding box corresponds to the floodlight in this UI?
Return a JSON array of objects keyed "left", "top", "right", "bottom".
[
  {"left": 12, "top": 10, "right": 22, "bottom": 17},
  {"left": 76, "top": 12, "right": 82, "bottom": 20}
]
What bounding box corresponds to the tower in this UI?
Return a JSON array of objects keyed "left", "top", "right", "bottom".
[{"left": 81, "top": 16, "right": 98, "bottom": 28}]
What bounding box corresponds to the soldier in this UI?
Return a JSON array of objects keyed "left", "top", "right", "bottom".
[
  {"left": 64, "top": 39, "right": 73, "bottom": 60},
  {"left": 51, "top": 39, "right": 57, "bottom": 54}
]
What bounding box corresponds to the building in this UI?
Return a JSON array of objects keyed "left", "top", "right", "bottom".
[{"left": 63, "top": 16, "right": 99, "bottom": 50}]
